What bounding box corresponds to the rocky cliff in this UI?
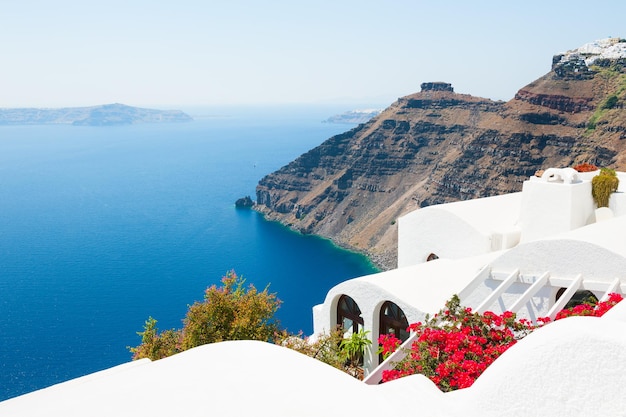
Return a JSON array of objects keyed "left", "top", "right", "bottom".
[{"left": 256, "top": 38, "right": 626, "bottom": 269}]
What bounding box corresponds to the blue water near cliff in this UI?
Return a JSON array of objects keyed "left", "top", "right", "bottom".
[{"left": 0, "top": 106, "right": 378, "bottom": 400}]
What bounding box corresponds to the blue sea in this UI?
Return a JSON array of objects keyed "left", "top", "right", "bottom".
[{"left": 0, "top": 106, "right": 378, "bottom": 401}]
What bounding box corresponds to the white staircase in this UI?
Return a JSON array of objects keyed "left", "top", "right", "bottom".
[{"left": 363, "top": 264, "right": 625, "bottom": 385}]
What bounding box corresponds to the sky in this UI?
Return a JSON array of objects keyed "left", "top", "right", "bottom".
[{"left": 1, "top": 0, "right": 626, "bottom": 109}]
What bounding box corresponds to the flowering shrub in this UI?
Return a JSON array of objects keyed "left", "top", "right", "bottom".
[
  {"left": 378, "top": 331, "right": 401, "bottom": 356},
  {"left": 378, "top": 295, "right": 536, "bottom": 390},
  {"left": 572, "top": 163, "right": 598, "bottom": 172},
  {"left": 274, "top": 327, "right": 346, "bottom": 371},
  {"left": 378, "top": 293, "right": 622, "bottom": 391},
  {"left": 276, "top": 327, "right": 372, "bottom": 380},
  {"left": 554, "top": 292, "right": 623, "bottom": 320}
]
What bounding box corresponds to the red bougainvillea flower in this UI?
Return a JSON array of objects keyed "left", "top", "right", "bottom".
[
  {"left": 378, "top": 293, "right": 623, "bottom": 391},
  {"left": 572, "top": 163, "right": 599, "bottom": 172},
  {"left": 555, "top": 293, "right": 623, "bottom": 320}
]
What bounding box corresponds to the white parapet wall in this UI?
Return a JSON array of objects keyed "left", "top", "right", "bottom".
[
  {"left": 519, "top": 170, "right": 595, "bottom": 243},
  {"left": 398, "top": 207, "right": 492, "bottom": 267},
  {"left": 398, "top": 193, "right": 521, "bottom": 268}
]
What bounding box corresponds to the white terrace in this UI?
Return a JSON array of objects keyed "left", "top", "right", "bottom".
[{"left": 313, "top": 168, "right": 626, "bottom": 377}]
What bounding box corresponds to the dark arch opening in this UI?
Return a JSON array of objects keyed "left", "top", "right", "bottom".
[
  {"left": 337, "top": 295, "right": 363, "bottom": 335},
  {"left": 378, "top": 301, "right": 410, "bottom": 363},
  {"left": 426, "top": 253, "right": 439, "bottom": 262},
  {"left": 555, "top": 288, "right": 599, "bottom": 309}
]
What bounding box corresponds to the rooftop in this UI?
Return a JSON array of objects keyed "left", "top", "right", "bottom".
[{"left": 2, "top": 311, "right": 626, "bottom": 416}]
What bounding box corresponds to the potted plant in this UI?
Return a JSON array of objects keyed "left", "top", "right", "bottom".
[{"left": 340, "top": 329, "right": 372, "bottom": 379}]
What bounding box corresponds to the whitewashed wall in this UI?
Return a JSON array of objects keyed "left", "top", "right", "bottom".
[
  {"left": 397, "top": 193, "right": 521, "bottom": 268},
  {"left": 519, "top": 177, "right": 594, "bottom": 243}
]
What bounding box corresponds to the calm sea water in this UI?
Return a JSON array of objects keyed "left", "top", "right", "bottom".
[{"left": 0, "top": 106, "right": 378, "bottom": 400}]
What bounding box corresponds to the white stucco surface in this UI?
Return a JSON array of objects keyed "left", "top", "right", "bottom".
[
  {"left": 601, "top": 295, "right": 626, "bottom": 320},
  {"left": 519, "top": 177, "right": 594, "bottom": 242},
  {"left": 426, "top": 192, "right": 522, "bottom": 235},
  {"left": 0, "top": 340, "right": 449, "bottom": 417},
  {"left": 352, "top": 253, "right": 500, "bottom": 313},
  {"left": 490, "top": 215, "right": 626, "bottom": 281},
  {"left": 398, "top": 192, "right": 521, "bottom": 267},
  {"left": 545, "top": 214, "right": 626, "bottom": 257},
  {"left": 449, "top": 315, "right": 626, "bottom": 417},
  {"left": 3, "top": 312, "right": 626, "bottom": 417},
  {"left": 313, "top": 252, "right": 501, "bottom": 342}
]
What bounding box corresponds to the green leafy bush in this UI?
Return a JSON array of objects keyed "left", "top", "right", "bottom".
[
  {"left": 602, "top": 94, "right": 619, "bottom": 110},
  {"left": 129, "top": 317, "right": 180, "bottom": 360},
  {"left": 340, "top": 328, "right": 372, "bottom": 377},
  {"left": 130, "top": 270, "right": 281, "bottom": 360},
  {"left": 274, "top": 327, "right": 346, "bottom": 370},
  {"left": 276, "top": 327, "right": 372, "bottom": 379},
  {"left": 592, "top": 168, "right": 619, "bottom": 208}
]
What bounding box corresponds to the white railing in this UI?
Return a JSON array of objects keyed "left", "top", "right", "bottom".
[
  {"left": 475, "top": 269, "right": 519, "bottom": 313},
  {"left": 482, "top": 270, "right": 625, "bottom": 320},
  {"left": 363, "top": 332, "right": 417, "bottom": 385}
]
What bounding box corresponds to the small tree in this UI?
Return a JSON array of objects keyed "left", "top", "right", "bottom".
[
  {"left": 180, "top": 271, "right": 281, "bottom": 349},
  {"left": 129, "top": 317, "right": 179, "bottom": 360},
  {"left": 130, "top": 271, "right": 281, "bottom": 360}
]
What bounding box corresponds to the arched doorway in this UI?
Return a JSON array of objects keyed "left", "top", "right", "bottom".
[
  {"left": 378, "top": 301, "right": 409, "bottom": 363},
  {"left": 555, "top": 288, "right": 598, "bottom": 309},
  {"left": 337, "top": 295, "right": 363, "bottom": 336}
]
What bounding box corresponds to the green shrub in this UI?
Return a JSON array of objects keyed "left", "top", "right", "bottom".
[
  {"left": 340, "top": 328, "right": 372, "bottom": 367},
  {"left": 129, "top": 317, "right": 179, "bottom": 360},
  {"left": 275, "top": 327, "right": 346, "bottom": 370},
  {"left": 592, "top": 168, "right": 619, "bottom": 208},
  {"left": 130, "top": 271, "right": 281, "bottom": 360},
  {"left": 602, "top": 94, "right": 619, "bottom": 109},
  {"left": 276, "top": 327, "right": 372, "bottom": 379},
  {"left": 180, "top": 271, "right": 280, "bottom": 349}
]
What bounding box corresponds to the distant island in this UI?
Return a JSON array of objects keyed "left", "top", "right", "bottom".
[
  {"left": 0, "top": 103, "right": 193, "bottom": 126},
  {"left": 323, "top": 109, "right": 382, "bottom": 124}
]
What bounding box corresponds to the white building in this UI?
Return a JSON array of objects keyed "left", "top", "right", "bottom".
[
  {"left": 313, "top": 168, "right": 626, "bottom": 374},
  {"left": 2, "top": 167, "right": 626, "bottom": 416}
]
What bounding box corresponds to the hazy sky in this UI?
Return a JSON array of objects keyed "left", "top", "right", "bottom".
[{"left": 2, "top": 0, "right": 625, "bottom": 108}]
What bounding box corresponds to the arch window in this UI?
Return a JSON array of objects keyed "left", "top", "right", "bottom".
[
  {"left": 426, "top": 253, "right": 439, "bottom": 262},
  {"left": 555, "top": 288, "right": 598, "bottom": 309},
  {"left": 379, "top": 301, "right": 410, "bottom": 363},
  {"left": 379, "top": 301, "right": 410, "bottom": 341},
  {"left": 337, "top": 295, "right": 363, "bottom": 335}
]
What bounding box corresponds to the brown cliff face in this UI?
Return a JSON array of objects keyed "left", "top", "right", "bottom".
[{"left": 256, "top": 54, "right": 626, "bottom": 270}]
